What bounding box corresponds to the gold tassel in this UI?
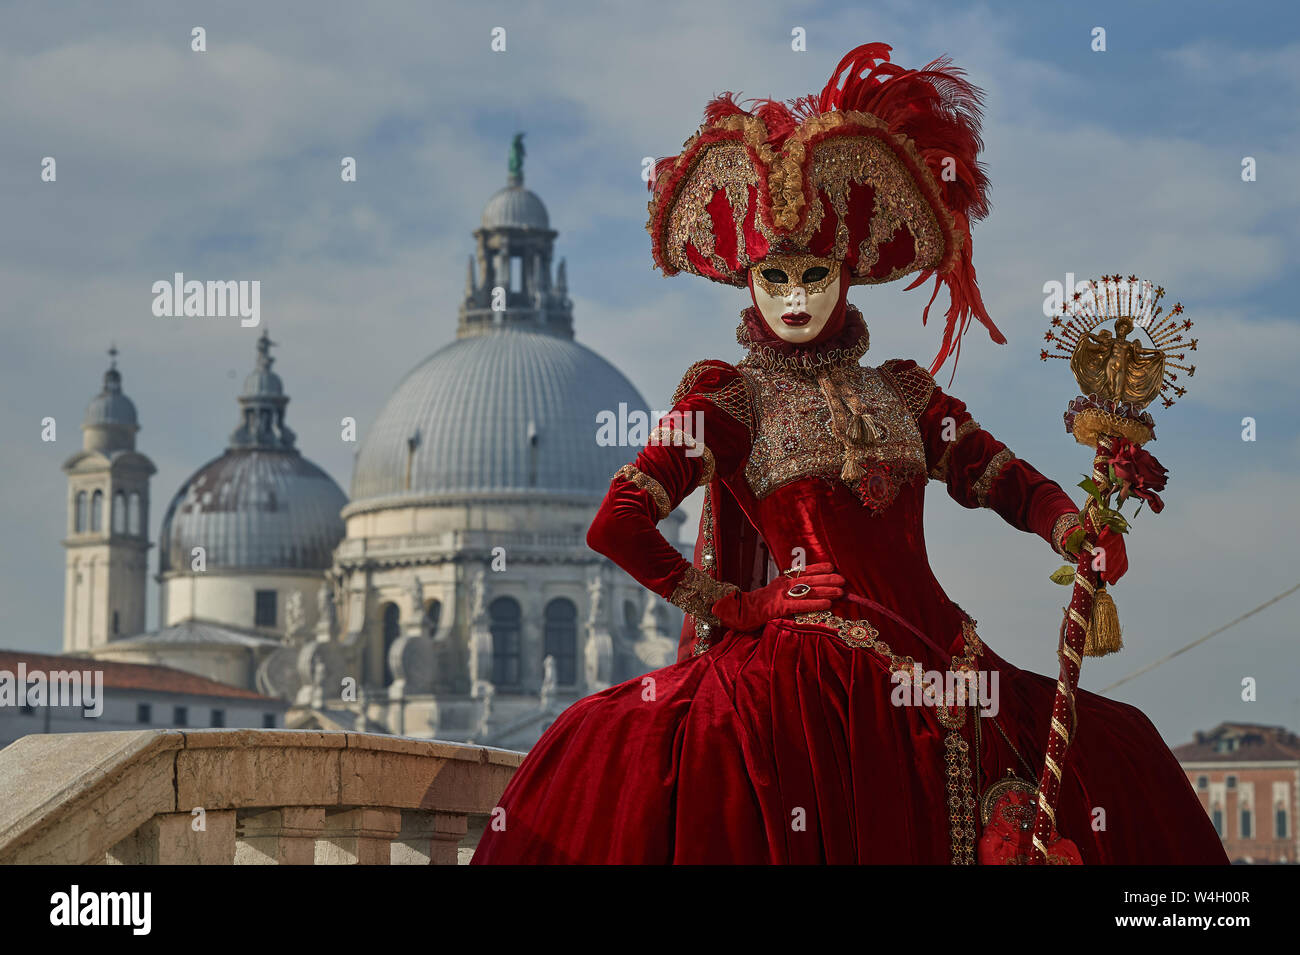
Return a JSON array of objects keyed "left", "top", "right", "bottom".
[
  {"left": 846, "top": 415, "right": 865, "bottom": 442},
  {"left": 1083, "top": 587, "right": 1123, "bottom": 656},
  {"left": 841, "top": 454, "right": 864, "bottom": 481}
]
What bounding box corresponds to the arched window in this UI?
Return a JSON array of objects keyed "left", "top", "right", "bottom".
[
  {"left": 381, "top": 602, "right": 400, "bottom": 686},
  {"left": 543, "top": 598, "right": 578, "bottom": 686},
  {"left": 490, "top": 597, "right": 522, "bottom": 687},
  {"left": 90, "top": 490, "right": 103, "bottom": 532},
  {"left": 75, "top": 492, "right": 87, "bottom": 533},
  {"left": 112, "top": 492, "right": 126, "bottom": 534},
  {"left": 128, "top": 492, "right": 142, "bottom": 536},
  {"left": 423, "top": 599, "right": 441, "bottom": 638}
]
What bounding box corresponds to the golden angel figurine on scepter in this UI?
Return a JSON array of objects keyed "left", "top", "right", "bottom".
[{"left": 1073, "top": 315, "right": 1167, "bottom": 408}]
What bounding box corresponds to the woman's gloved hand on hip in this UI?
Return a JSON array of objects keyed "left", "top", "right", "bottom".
[{"left": 710, "top": 562, "right": 846, "bottom": 632}]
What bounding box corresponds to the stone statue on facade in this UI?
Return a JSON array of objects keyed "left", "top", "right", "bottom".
[
  {"left": 584, "top": 570, "right": 613, "bottom": 692},
  {"left": 315, "top": 580, "right": 337, "bottom": 638},
  {"left": 284, "top": 590, "right": 305, "bottom": 640},
  {"left": 540, "top": 654, "right": 557, "bottom": 712}
]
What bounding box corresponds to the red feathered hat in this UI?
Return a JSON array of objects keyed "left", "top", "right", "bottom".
[{"left": 647, "top": 42, "right": 1005, "bottom": 376}]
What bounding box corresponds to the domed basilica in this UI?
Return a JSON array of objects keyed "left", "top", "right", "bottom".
[{"left": 62, "top": 140, "right": 685, "bottom": 749}]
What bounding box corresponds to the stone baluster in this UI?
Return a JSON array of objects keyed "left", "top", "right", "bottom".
[
  {"left": 392, "top": 809, "right": 467, "bottom": 865},
  {"left": 107, "top": 810, "right": 236, "bottom": 864},
  {"left": 234, "top": 807, "right": 325, "bottom": 865},
  {"left": 315, "top": 807, "right": 402, "bottom": 865}
]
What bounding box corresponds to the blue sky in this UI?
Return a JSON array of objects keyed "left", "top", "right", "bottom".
[{"left": 1, "top": 0, "right": 1297, "bottom": 744}]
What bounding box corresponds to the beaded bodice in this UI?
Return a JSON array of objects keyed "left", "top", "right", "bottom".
[{"left": 738, "top": 359, "right": 928, "bottom": 512}]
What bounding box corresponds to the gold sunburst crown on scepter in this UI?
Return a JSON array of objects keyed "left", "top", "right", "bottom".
[{"left": 1041, "top": 274, "right": 1197, "bottom": 447}]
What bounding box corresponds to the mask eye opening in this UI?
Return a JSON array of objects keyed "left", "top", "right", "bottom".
[
  {"left": 760, "top": 269, "right": 789, "bottom": 284},
  {"left": 801, "top": 267, "right": 830, "bottom": 283}
]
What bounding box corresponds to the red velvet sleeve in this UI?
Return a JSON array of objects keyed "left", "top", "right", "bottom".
[
  {"left": 586, "top": 360, "right": 754, "bottom": 619},
  {"left": 884, "top": 359, "right": 1082, "bottom": 557}
]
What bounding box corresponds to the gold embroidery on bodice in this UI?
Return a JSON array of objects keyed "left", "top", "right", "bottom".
[{"left": 739, "top": 361, "right": 927, "bottom": 509}]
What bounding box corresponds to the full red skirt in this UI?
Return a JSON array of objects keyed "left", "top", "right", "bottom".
[{"left": 471, "top": 616, "right": 1227, "bottom": 864}]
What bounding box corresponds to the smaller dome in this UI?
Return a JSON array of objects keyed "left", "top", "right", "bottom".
[
  {"left": 160, "top": 450, "right": 346, "bottom": 573},
  {"left": 158, "top": 331, "right": 345, "bottom": 573},
  {"left": 82, "top": 349, "right": 140, "bottom": 452},
  {"left": 84, "top": 380, "right": 139, "bottom": 429},
  {"left": 243, "top": 367, "right": 283, "bottom": 397},
  {"left": 481, "top": 185, "right": 550, "bottom": 230}
]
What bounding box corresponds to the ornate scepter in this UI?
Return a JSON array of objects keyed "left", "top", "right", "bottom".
[{"left": 1028, "top": 274, "right": 1196, "bottom": 864}]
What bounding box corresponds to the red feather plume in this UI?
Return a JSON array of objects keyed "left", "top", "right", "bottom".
[{"left": 820, "top": 43, "right": 999, "bottom": 379}]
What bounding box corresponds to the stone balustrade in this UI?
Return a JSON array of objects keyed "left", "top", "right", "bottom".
[{"left": 0, "top": 729, "right": 521, "bottom": 865}]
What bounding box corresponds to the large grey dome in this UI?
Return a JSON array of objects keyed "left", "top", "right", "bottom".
[
  {"left": 160, "top": 450, "right": 346, "bottom": 573},
  {"left": 350, "top": 330, "right": 648, "bottom": 506},
  {"left": 481, "top": 185, "right": 550, "bottom": 230}
]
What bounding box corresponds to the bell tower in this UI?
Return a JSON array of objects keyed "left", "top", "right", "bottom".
[{"left": 62, "top": 347, "right": 155, "bottom": 650}]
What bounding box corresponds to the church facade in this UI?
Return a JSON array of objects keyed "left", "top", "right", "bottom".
[{"left": 63, "top": 141, "right": 685, "bottom": 750}]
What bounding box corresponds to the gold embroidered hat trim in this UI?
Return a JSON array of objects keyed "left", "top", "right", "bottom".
[{"left": 648, "top": 110, "right": 953, "bottom": 288}]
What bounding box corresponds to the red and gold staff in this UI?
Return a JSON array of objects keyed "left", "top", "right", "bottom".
[{"left": 1028, "top": 274, "right": 1197, "bottom": 864}]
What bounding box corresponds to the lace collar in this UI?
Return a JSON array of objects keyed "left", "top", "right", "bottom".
[{"left": 736, "top": 305, "right": 870, "bottom": 374}]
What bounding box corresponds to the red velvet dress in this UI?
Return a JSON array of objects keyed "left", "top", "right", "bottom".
[{"left": 472, "top": 318, "right": 1227, "bottom": 865}]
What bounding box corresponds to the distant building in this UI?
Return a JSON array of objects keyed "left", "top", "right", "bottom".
[
  {"left": 46, "top": 138, "right": 683, "bottom": 752},
  {"left": 0, "top": 649, "right": 287, "bottom": 750},
  {"left": 1174, "top": 722, "right": 1299, "bottom": 864}
]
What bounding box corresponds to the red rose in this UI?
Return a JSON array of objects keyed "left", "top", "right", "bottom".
[{"left": 1108, "top": 438, "right": 1168, "bottom": 512}]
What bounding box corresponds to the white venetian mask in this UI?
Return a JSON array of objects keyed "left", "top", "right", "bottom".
[{"left": 749, "top": 254, "right": 843, "bottom": 344}]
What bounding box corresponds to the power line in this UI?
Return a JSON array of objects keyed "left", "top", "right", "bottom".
[{"left": 1099, "top": 581, "right": 1300, "bottom": 694}]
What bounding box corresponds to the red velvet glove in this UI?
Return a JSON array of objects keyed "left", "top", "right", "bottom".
[
  {"left": 1065, "top": 514, "right": 1129, "bottom": 586},
  {"left": 1090, "top": 526, "right": 1129, "bottom": 585},
  {"left": 709, "top": 562, "right": 846, "bottom": 632}
]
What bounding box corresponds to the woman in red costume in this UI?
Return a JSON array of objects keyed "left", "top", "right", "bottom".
[{"left": 473, "top": 43, "right": 1227, "bottom": 865}]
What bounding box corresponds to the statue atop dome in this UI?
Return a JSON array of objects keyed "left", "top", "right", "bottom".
[{"left": 507, "top": 132, "right": 526, "bottom": 186}]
